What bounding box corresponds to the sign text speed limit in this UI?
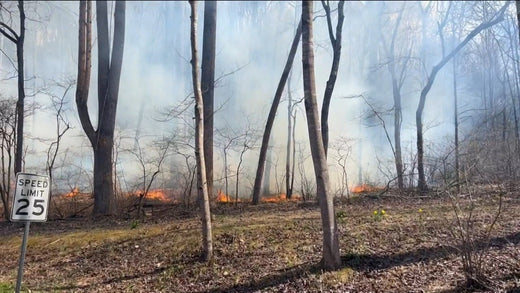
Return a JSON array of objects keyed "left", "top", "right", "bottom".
[{"left": 11, "top": 173, "right": 50, "bottom": 222}]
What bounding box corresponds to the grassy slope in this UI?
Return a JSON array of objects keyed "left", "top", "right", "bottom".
[{"left": 0, "top": 193, "right": 519, "bottom": 292}]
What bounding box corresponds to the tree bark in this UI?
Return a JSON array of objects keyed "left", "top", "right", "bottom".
[
  {"left": 14, "top": 0, "right": 25, "bottom": 174},
  {"left": 202, "top": 0, "right": 217, "bottom": 200},
  {"left": 320, "top": 0, "right": 345, "bottom": 157},
  {"left": 286, "top": 73, "right": 293, "bottom": 199},
  {"left": 416, "top": 2, "right": 509, "bottom": 192},
  {"left": 516, "top": 1, "right": 520, "bottom": 44},
  {"left": 302, "top": 0, "right": 341, "bottom": 270},
  {"left": 0, "top": 1, "right": 26, "bottom": 174},
  {"left": 251, "top": 19, "right": 302, "bottom": 205},
  {"left": 384, "top": 3, "right": 406, "bottom": 191},
  {"left": 189, "top": 0, "right": 213, "bottom": 262},
  {"left": 76, "top": 1, "right": 125, "bottom": 216},
  {"left": 393, "top": 78, "right": 404, "bottom": 190},
  {"left": 452, "top": 58, "right": 460, "bottom": 193}
]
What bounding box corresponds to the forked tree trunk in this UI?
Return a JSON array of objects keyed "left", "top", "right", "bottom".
[
  {"left": 202, "top": 0, "right": 217, "bottom": 200},
  {"left": 75, "top": 1, "right": 125, "bottom": 216},
  {"left": 302, "top": 0, "right": 341, "bottom": 270},
  {"left": 251, "top": 20, "right": 302, "bottom": 205},
  {"left": 189, "top": 0, "right": 213, "bottom": 262}
]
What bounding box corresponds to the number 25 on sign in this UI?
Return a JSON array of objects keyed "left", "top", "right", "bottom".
[{"left": 11, "top": 173, "right": 50, "bottom": 222}]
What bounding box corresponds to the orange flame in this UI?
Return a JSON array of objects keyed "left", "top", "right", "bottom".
[
  {"left": 216, "top": 190, "right": 241, "bottom": 203},
  {"left": 216, "top": 190, "right": 230, "bottom": 202},
  {"left": 138, "top": 189, "right": 170, "bottom": 202},
  {"left": 261, "top": 193, "right": 301, "bottom": 203},
  {"left": 65, "top": 187, "right": 80, "bottom": 198},
  {"left": 350, "top": 184, "right": 380, "bottom": 193},
  {"left": 215, "top": 190, "right": 301, "bottom": 203},
  {"left": 261, "top": 193, "right": 286, "bottom": 203}
]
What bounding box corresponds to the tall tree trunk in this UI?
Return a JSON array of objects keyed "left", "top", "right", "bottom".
[
  {"left": 302, "top": 0, "right": 341, "bottom": 270},
  {"left": 263, "top": 147, "right": 271, "bottom": 195},
  {"left": 416, "top": 2, "right": 509, "bottom": 192},
  {"left": 251, "top": 20, "right": 302, "bottom": 205},
  {"left": 517, "top": 1, "right": 520, "bottom": 45},
  {"left": 290, "top": 109, "right": 297, "bottom": 197},
  {"left": 202, "top": 0, "right": 217, "bottom": 200},
  {"left": 393, "top": 79, "right": 404, "bottom": 190},
  {"left": 189, "top": 0, "right": 213, "bottom": 262},
  {"left": 75, "top": 1, "right": 125, "bottom": 216},
  {"left": 320, "top": 0, "right": 345, "bottom": 156},
  {"left": 453, "top": 58, "right": 460, "bottom": 193},
  {"left": 14, "top": 0, "right": 25, "bottom": 174},
  {"left": 0, "top": 2, "right": 27, "bottom": 175},
  {"left": 286, "top": 73, "right": 293, "bottom": 199},
  {"left": 384, "top": 3, "right": 406, "bottom": 191}
]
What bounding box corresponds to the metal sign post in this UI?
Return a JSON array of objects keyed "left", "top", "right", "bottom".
[
  {"left": 15, "top": 222, "right": 30, "bottom": 293},
  {"left": 11, "top": 173, "right": 50, "bottom": 293}
]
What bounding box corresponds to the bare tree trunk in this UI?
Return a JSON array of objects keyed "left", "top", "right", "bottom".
[
  {"left": 224, "top": 148, "right": 229, "bottom": 198},
  {"left": 189, "top": 0, "right": 213, "bottom": 262},
  {"left": 202, "top": 0, "right": 217, "bottom": 200},
  {"left": 75, "top": 1, "right": 125, "bottom": 216},
  {"left": 0, "top": 1, "right": 25, "bottom": 174},
  {"left": 235, "top": 148, "right": 246, "bottom": 205},
  {"left": 302, "top": 0, "right": 341, "bottom": 270},
  {"left": 263, "top": 147, "right": 272, "bottom": 195},
  {"left": 14, "top": 0, "right": 25, "bottom": 174},
  {"left": 251, "top": 20, "right": 302, "bottom": 205},
  {"left": 515, "top": 0, "right": 520, "bottom": 44},
  {"left": 384, "top": 3, "right": 406, "bottom": 191},
  {"left": 453, "top": 58, "right": 460, "bottom": 193},
  {"left": 291, "top": 109, "right": 297, "bottom": 196},
  {"left": 416, "top": 2, "right": 508, "bottom": 192},
  {"left": 286, "top": 73, "right": 294, "bottom": 199},
  {"left": 320, "top": 0, "right": 345, "bottom": 156},
  {"left": 393, "top": 80, "right": 404, "bottom": 190}
]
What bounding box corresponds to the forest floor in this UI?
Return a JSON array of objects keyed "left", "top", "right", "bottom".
[{"left": 0, "top": 189, "right": 519, "bottom": 292}]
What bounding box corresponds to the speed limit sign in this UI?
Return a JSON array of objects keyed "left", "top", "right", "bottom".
[{"left": 11, "top": 173, "right": 50, "bottom": 222}]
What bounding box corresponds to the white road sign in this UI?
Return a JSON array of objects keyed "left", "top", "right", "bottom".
[{"left": 11, "top": 173, "right": 50, "bottom": 222}]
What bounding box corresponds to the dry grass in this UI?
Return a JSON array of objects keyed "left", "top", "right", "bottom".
[{"left": 0, "top": 191, "right": 519, "bottom": 292}]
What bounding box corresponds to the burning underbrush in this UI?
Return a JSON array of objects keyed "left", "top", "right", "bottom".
[
  {"left": 350, "top": 183, "right": 384, "bottom": 194},
  {"left": 59, "top": 187, "right": 175, "bottom": 203},
  {"left": 215, "top": 190, "right": 302, "bottom": 203},
  {"left": 45, "top": 187, "right": 304, "bottom": 219}
]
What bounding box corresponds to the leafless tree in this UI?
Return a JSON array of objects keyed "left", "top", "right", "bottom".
[
  {"left": 126, "top": 136, "right": 170, "bottom": 218},
  {"left": 330, "top": 136, "right": 353, "bottom": 198},
  {"left": 416, "top": 1, "right": 509, "bottom": 192},
  {"left": 216, "top": 125, "right": 242, "bottom": 201},
  {"left": 252, "top": 19, "right": 302, "bottom": 205},
  {"left": 44, "top": 79, "right": 74, "bottom": 219},
  {"left": 189, "top": 0, "right": 213, "bottom": 262},
  {"left": 320, "top": 0, "right": 345, "bottom": 156},
  {"left": 379, "top": 2, "right": 412, "bottom": 191},
  {"left": 302, "top": 0, "right": 341, "bottom": 270},
  {"left": 234, "top": 124, "right": 258, "bottom": 205},
  {"left": 45, "top": 80, "right": 74, "bottom": 183},
  {"left": 202, "top": 0, "right": 217, "bottom": 199},
  {"left": 0, "top": 98, "right": 16, "bottom": 220},
  {"left": 75, "top": 1, "right": 126, "bottom": 215},
  {"left": 0, "top": 1, "right": 25, "bottom": 174}
]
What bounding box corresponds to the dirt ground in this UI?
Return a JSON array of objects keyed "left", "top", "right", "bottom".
[{"left": 0, "top": 191, "right": 519, "bottom": 292}]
